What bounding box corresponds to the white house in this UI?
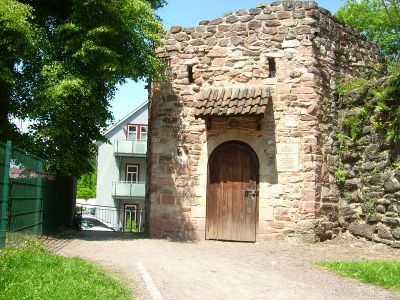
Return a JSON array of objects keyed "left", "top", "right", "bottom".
[{"left": 96, "top": 101, "right": 148, "bottom": 231}]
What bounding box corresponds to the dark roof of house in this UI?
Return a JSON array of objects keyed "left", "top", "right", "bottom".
[{"left": 194, "top": 86, "right": 270, "bottom": 118}]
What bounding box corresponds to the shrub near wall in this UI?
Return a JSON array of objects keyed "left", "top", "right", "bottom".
[{"left": 330, "top": 76, "right": 400, "bottom": 248}]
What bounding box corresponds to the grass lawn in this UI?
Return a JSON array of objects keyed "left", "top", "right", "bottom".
[
  {"left": 318, "top": 260, "right": 400, "bottom": 292},
  {"left": 0, "top": 244, "right": 132, "bottom": 300}
]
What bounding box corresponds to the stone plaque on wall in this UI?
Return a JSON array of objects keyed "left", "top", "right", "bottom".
[
  {"left": 283, "top": 115, "right": 298, "bottom": 128},
  {"left": 276, "top": 141, "right": 299, "bottom": 172}
]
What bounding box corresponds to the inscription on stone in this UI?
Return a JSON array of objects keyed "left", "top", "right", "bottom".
[{"left": 276, "top": 142, "right": 299, "bottom": 172}]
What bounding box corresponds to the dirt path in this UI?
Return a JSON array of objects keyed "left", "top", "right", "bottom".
[{"left": 51, "top": 232, "right": 400, "bottom": 300}]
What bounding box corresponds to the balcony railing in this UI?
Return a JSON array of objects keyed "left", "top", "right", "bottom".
[
  {"left": 76, "top": 204, "right": 146, "bottom": 232},
  {"left": 113, "top": 138, "right": 147, "bottom": 157},
  {"left": 111, "top": 181, "right": 145, "bottom": 198}
]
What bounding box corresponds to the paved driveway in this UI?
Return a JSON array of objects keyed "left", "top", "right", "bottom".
[{"left": 51, "top": 232, "right": 400, "bottom": 300}]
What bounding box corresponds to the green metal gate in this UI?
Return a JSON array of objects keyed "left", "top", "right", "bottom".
[{"left": 0, "top": 141, "right": 45, "bottom": 248}]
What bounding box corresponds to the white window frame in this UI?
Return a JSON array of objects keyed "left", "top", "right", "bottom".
[
  {"left": 139, "top": 125, "right": 148, "bottom": 141},
  {"left": 127, "top": 125, "right": 138, "bottom": 140},
  {"left": 126, "top": 164, "right": 139, "bottom": 183}
]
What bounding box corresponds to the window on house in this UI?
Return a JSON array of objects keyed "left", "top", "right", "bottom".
[
  {"left": 126, "top": 165, "right": 139, "bottom": 183},
  {"left": 127, "top": 125, "right": 137, "bottom": 140},
  {"left": 188, "top": 65, "right": 194, "bottom": 84},
  {"left": 140, "top": 126, "right": 148, "bottom": 140},
  {"left": 268, "top": 58, "right": 276, "bottom": 78},
  {"left": 127, "top": 124, "right": 148, "bottom": 140}
]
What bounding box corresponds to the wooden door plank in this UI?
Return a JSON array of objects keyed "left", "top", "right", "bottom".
[{"left": 206, "top": 142, "right": 258, "bottom": 242}]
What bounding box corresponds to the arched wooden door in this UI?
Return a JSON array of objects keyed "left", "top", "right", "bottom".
[{"left": 206, "top": 141, "right": 259, "bottom": 242}]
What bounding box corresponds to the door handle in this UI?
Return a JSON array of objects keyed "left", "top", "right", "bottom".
[{"left": 244, "top": 189, "right": 258, "bottom": 198}]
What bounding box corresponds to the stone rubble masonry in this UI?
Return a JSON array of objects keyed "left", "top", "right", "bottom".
[
  {"left": 148, "top": 0, "right": 383, "bottom": 242},
  {"left": 322, "top": 81, "right": 400, "bottom": 248}
]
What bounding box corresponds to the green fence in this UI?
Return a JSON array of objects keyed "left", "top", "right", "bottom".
[{"left": 0, "top": 141, "right": 45, "bottom": 248}]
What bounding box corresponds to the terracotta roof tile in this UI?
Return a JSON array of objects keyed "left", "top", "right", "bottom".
[
  {"left": 232, "top": 88, "right": 240, "bottom": 100},
  {"left": 248, "top": 87, "right": 255, "bottom": 100},
  {"left": 239, "top": 87, "right": 248, "bottom": 100},
  {"left": 251, "top": 96, "right": 260, "bottom": 106},
  {"left": 195, "top": 86, "right": 270, "bottom": 118}
]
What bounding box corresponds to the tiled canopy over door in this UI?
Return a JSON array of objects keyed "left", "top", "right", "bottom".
[{"left": 195, "top": 86, "right": 270, "bottom": 117}]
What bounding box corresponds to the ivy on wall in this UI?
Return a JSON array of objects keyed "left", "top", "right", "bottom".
[
  {"left": 337, "top": 75, "right": 400, "bottom": 145},
  {"left": 333, "top": 74, "right": 400, "bottom": 185}
]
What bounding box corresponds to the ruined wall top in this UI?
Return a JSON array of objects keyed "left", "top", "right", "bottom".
[
  {"left": 154, "top": 0, "right": 382, "bottom": 89},
  {"left": 162, "top": 0, "right": 377, "bottom": 51}
]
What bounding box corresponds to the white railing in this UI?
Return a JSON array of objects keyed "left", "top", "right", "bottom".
[
  {"left": 113, "top": 138, "right": 147, "bottom": 156},
  {"left": 76, "top": 203, "right": 146, "bottom": 232},
  {"left": 111, "top": 181, "right": 146, "bottom": 198}
]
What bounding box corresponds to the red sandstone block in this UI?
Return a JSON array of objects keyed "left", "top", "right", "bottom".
[
  {"left": 180, "top": 53, "right": 193, "bottom": 59},
  {"left": 263, "top": 27, "right": 278, "bottom": 35},
  {"left": 207, "top": 47, "right": 228, "bottom": 57},
  {"left": 161, "top": 188, "right": 174, "bottom": 195},
  {"left": 303, "top": 181, "right": 316, "bottom": 189},
  {"left": 298, "top": 46, "right": 313, "bottom": 56},
  {"left": 302, "top": 93, "right": 318, "bottom": 99},
  {"left": 303, "top": 80, "right": 316, "bottom": 87},
  {"left": 277, "top": 84, "right": 292, "bottom": 94},
  {"left": 275, "top": 208, "right": 291, "bottom": 221},
  {"left": 158, "top": 176, "right": 175, "bottom": 185},
  {"left": 162, "top": 194, "right": 175, "bottom": 205},
  {"left": 277, "top": 11, "right": 291, "bottom": 19},
  {"left": 248, "top": 78, "right": 264, "bottom": 85},
  {"left": 291, "top": 87, "right": 314, "bottom": 94},
  {"left": 299, "top": 201, "right": 316, "bottom": 216},
  {"left": 307, "top": 104, "right": 317, "bottom": 115},
  {"left": 302, "top": 189, "right": 316, "bottom": 201},
  {"left": 303, "top": 143, "right": 320, "bottom": 154},
  {"left": 303, "top": 161, "right": 316, "bottom": 171},
  {"left": 268, "top": 221, "right": 285, "bottom": 230}
]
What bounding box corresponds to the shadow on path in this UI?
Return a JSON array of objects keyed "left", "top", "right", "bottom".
[
  {"left": 74, "top": 230, "right": 148, "bottom": 241},
  {"left": 42, "top": 230, "right": 148, "bottom": 252}
]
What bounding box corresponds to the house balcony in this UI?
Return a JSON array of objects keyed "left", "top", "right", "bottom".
[
  {"left": 111, "top": 181, "right": 146, "bottom": 198},
  {"left": 113, "top": 139, "right": 147, "bottom": 157}
]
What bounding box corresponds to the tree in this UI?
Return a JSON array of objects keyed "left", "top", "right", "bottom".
[
  {"left": 336, "top": 0, "right": 400, "bottom": 67},
  {"left": 147, "top": 0, "right": 166, "bottom": 9},
  {"left": 76, "top": 171, "right": 97, "bottom": 200},
  {"left": 1, "top": 0, "right": 165, "bottom": 177},
  {"left": 0, "top": 0, "right": 35, "bottom": 139}
]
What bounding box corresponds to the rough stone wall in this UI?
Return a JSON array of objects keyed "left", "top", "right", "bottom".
[
  {"left": 148, "top": 0, "right": 383, "bottom": 241},
  {"left": 313, "top": 9, "right": 384, "bottom": 239},
  {"left": 325, "top": 82, "right": 400, "bottom": 248}
]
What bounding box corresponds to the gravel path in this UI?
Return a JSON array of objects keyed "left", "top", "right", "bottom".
[{"left": 51, "top": 231, "right": 400, "bottom": 300}]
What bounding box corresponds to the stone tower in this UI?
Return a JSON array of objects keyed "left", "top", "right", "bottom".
[{"left": 148, "top": 0, "right": 383, "bottom": 242}]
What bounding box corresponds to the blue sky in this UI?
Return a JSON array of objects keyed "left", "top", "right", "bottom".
[{"left": 111, "top": 0, "right": 344, "bottom": 121}]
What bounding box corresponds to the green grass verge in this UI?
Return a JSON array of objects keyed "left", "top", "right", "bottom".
[
  {"left": 0, "top": 244, "right": 132, "bottom": 300},
  {"left": 317, "top": 260, "right": 400, "bottom": 292}
]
